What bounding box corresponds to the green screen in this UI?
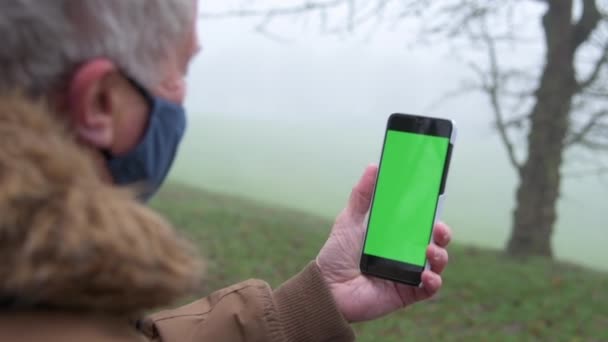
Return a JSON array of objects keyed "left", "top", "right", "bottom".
[{"left": 364, "top": 130, "right": 449, "bottom": 267}]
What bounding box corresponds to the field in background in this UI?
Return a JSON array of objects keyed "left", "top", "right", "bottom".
[
  {"left": 170, "top": 115, "right": 607, "bottom": 271},
  {"left": 152, "top": 184, "right": 608, "bottom": 341}
]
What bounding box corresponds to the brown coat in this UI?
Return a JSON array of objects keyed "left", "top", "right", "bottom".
[{"left": 0, "top": 94, "right": 354, "bottom": 342}]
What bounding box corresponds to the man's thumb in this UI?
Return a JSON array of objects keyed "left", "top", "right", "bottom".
[{"left": 347, "top": 164, "right": 378, "bottom": 216}]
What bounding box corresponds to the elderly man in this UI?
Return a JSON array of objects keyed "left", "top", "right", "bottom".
[{"left": 0, "top": 1, "right": 452, "bottom": 341}]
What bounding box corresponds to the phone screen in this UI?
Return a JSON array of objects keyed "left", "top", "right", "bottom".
[{"left": 364, "top": 130, "right": 450, "bottom": 267}]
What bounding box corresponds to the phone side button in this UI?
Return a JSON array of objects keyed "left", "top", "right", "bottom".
[{"left": 439, "top": 144, "right": 453, "bottom": 194}]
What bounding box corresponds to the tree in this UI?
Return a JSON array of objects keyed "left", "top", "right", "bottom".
[{"left": 202, "top": 0, "right": 608, "bottom": 258}]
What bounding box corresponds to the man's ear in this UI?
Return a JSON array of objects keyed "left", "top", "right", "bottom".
[{"left": 67, "top": 58, "right": 120, "bottom": 149}]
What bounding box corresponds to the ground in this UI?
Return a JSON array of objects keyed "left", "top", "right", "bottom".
[{"left": 151, "top": 184, "right": 608, "bottom": 342}]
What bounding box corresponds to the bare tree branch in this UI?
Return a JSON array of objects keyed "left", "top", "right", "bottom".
[
  {"left": 580, "top": 138, "right": 608, "bottom": 150},
  {"left": 200, "top": 1, "right": 348, "bottom": 19},
  {"left": 577, "top": 42, "right": 608, "bottom": 89},
  {"left": 580, "top": 85, "right": 608, "bottom": 99},
  {"left": 564, "top": 144, "right": 608, "bottom": 179},
  {"left": 504, "top": 113, "right": 532, "bottom": 129},
  {"left": 420, "top": 1, "right": 507, "bottom": 39},
  {"left": 207, "top": 0, "right": 608, "bottom": 177},
  {"left": 566, "top": 109, "right": 608, "bottom": 146},
  {"left": 563, "top": 167, "right": 608, "bottom": 177},
  {"left": 201, "top": 0, "right": 406, "bottom": 36},
  {"left": 572, "top": 0, "right": 603, "bottom": 49},
  {"left": 478, "top": 21, "right": 524, "bottom": 173}
]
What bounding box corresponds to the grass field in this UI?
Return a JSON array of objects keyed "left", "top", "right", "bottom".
[{"left": 152, "top": 183, "right": 608, "bottom": 341}]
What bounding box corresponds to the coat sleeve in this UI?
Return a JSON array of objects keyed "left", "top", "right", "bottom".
[{"left": 138, "top": 262, "right": 355, "bottom": 342}]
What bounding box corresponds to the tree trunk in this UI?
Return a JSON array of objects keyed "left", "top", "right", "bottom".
[{"left": 506, "top": 1, "right": 577, "bottom": 258}]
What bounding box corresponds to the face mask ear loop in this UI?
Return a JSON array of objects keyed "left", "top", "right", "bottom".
[
  {"left": 124, "top": 75, "right": 155, "bottom": 104},
  {"left": 102, "top": 149, "right": 114, "bottom": 160},
  {"left": 101, "top": 75, "right": 154, "bottom": 163}
]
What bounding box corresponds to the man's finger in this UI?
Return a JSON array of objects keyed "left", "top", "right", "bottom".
[
  {"left": 427, "top": 244, "right": 449, "bottom": 274},
  {"left": 420, "top": 271, "right": 442, "bottom": 299},
  {"left": 433, "top": 222, "right": 452, "bottom": 248},
  {"left": 346, "top": 164, "right": 378, "bottom": 216}
]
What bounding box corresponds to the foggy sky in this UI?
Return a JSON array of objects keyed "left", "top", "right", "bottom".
[{"left": 175, "top": 1, "right": 606, "bottom": 270}]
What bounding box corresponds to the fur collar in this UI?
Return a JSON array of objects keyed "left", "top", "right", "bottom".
[{"left": 0, "top": 93, "right": 202, "bottom": 314}]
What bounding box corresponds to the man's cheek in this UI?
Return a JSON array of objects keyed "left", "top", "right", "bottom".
[{"left": 155, "top": 77, "right": 187, "bottom": 104}]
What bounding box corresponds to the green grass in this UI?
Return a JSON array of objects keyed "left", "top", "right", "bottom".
[{"left": 152, "top": 184, "right": 608, "bottom": 342}]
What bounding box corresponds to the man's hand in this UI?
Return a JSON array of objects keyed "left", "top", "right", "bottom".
[{"left": 316, "top": 164, "right": 452, "bottom": 322}]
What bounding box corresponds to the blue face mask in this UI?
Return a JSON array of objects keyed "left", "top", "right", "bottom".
[{"left": 105, "top": 87, "right": 187, "bottom": 201}]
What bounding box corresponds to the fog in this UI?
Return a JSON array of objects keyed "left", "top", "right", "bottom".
[{"left": 170, "top": 6, "right": 606, "bottom": 271}]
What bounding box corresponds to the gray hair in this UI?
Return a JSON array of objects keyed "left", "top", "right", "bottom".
[{"left": 0, "top": 0, "right": 196, "bottom": 96}]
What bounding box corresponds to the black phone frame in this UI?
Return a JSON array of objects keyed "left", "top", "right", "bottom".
[{"left": 359, "top": 113, "right": 454, "bottom": 287}]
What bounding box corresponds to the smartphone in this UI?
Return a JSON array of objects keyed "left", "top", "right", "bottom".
[{"left": 360, "top": 113, "right": 456, "bottom": 287}]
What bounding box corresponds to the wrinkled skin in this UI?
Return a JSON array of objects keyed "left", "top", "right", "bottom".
[{"left": 317, "top": 164, "right": 452, "bottom": 322}]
